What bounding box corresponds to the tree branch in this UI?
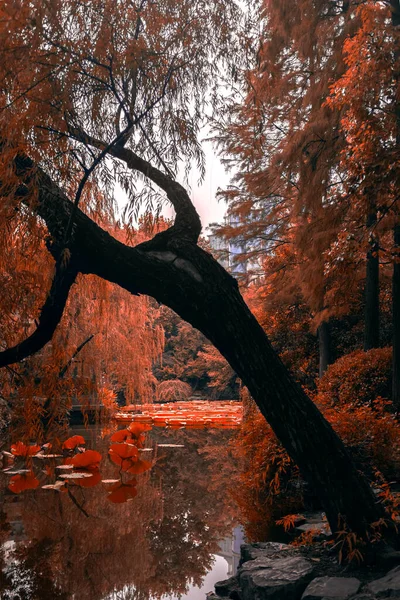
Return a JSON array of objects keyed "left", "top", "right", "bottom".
[
  {"left": 0, "top": 258, "right": 78, "bottom": 368},
  {"left": 67, "top": 128, "right": 202, "bottom": 244},
  {"left": 58, "top": 334, "right": 95, "bottom": 379}
]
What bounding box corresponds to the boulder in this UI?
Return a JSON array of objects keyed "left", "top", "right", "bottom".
[
  {"left": 301, "top": 576, "right": 361, "bottom": 599},
  {"left": 294, "top": 523, "right": 332, "bottom": 540},
  {"left": 215, "top": 575, "right": 241, "bottom": 598},
  {"left": 367, "top": 565, "right": 400, "bottom": 596},
  {"left": 240, "top": 542, "right": 290, "bottom": 565},
  {"left": 238, "top": 554, "right": 315, "bottom": 599}
]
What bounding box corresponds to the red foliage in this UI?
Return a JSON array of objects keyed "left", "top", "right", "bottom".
[
  {"left": 316, "top": 348, "right": 392, "bottom": 407},
  {"left": 107, "top": 480, "right": 138, "bottom": 503},
  {"left": 126, "top": 459, "right": 152, "bottom": 475},
  {"left": 108, "top": 443, "right": 139, "bottom": 472},
  {"left": 62, "top": 435, "right": 86, "bottom": 450},
  {"left": 73, "top": 471, "right": 102, "bottom": 488},
  {"left": 67, "top": 450, "right": 102, "bottom": 470},
  {"left": 10, "top": 442, "right": 41, "bottom": 457},
  {"left": 8, "top": 471, "right": 40, "bottom": 494},
  {"left": 110, "top": 429, "right": 133, "bottom": 443}
]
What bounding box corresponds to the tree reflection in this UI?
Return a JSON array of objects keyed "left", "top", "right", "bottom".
[{"left": 0, "top": 428, "right": 238, "bottom": 599}]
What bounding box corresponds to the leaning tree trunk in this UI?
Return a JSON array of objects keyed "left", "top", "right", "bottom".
[
  {"left": 2, "top": 152, "right": 391, "bottom": 540},
  {"left": 5, "top": 157, "right": 385, "bottom": 537},
  {"left": 364, "top": 206, "right": 380, "bottom": 351},
  {"left": 393, "top": 223, "right": 400, "bottom": 413},
  {"left": 392, "top": 0, "right": 400, "bottom": 414}
]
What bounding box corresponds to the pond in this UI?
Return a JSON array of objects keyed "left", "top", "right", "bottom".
[{"left": 0, "top": 412, "right": 242, "bottom": 599}]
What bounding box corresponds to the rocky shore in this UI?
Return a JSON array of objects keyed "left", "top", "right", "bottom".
[{"left": 207, "top": 526, "right": 400, "bottom": 599}]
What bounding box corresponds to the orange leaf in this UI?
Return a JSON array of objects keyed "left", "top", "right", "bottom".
[
  {"left": 107, "top": 482, "right": 138, "bottom": 503},
  {"left": 110, "top": 429, "right": 133, "bottom": 443},
  {"left": 127, "top": 459, "right": 152, "bottom": 474},
  {"left": 8, "top": 471, "right": 39, "bottom": 494},
  {"left": 10, "top": 442, "right": 41, "bottom": 457},
  {"left": 73, "top": 470, "right": 102, "bottom": 488},
  {"left": 109, "top": 443, "right": 139, "bottom": 465},
  {"left": 69, "top": 450, "right": 101, "bottom": 470},
  {"left": 127, "top": 423, "right": 152, "bottom": 437},
  {"left": 62, "top": 435, "right": 86, "bottom": 450}
]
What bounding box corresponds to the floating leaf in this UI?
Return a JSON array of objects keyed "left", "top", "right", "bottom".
[
  {"left": 62, "top": 435, "right": 86, "bottom": 450},
  {"left": 5, "top": 469, "right": 30, "bottom": 475},
  {"left": 157, "top": 444, "right": 185, "bottom": 448},
  {"left": 42, "top": 481, "right": 66, "bottom": 491},
  {"left": 59, "top": 472, "right": 94, "bottom": 480},
  {"left": 34, "top": 453, "right": 62, "bottom": 459},
  {"left": 107, "top": 479, "right": 138, "bottom": 504},
  {"left": 8, "top": 472, "right": 39, "bottom": 494},
  {"left": 73, "top": 470, "right": 102, "bottom": 488},
  {"left": 127, "top": 459, "right": 152, "bottom": 475},
  {"left": 128, "top": 422, "right": 152, "bottom": 436},
  {"left": 110, "top": 429, "right": 133, "bottom": 443},
  {"left": 67, "top": 450, "right": 101, "bottom": 470},
  {"left": 109, "top": 444, "right": 139, "bottom": 471},
  {"left": 10, "top": 442, "right": 41, "bottom": 457}
]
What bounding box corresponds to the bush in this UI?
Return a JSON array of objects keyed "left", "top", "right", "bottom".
[
  {"left": 156, "top": 380, "right": 192, "bottom": 403},
  {"left": 233, "top": 358, "right": 400, "bottom": 541},
  {"left": 317, "top": 347, "right": 392, "bottom": 407}
]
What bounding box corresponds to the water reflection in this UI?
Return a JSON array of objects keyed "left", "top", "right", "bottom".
[{"left": 0, "top": 426, "right": 239, "bottom": 599}]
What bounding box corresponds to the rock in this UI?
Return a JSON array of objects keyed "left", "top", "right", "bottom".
[
  {"left": 301, "top": 576, "right": 361, "bottom": 599},
  {"left": 215, "top": 575, "right": 241, "bottom": 598},
  {"left": 238, "top": 555, "right": 315, "bottom": 599},
  {"left": 367, "top": 565, "right": 400, "bottom": 596},
  {"left": 294, "top": 523, "right": 332, "bottom": 539},
  {"left": 240, "top": 542, "right": 290, "bottom": 565},
  {"left": 206, "top": 594, "right": 224, "bottom": 600},
  {"left": 375, "top": 548, "right": 400, "bottom": 571}
]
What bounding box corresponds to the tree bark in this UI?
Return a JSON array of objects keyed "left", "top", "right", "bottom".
[
  {"left": 364, "top": 207, "right": 380, "bottom": 351},
  {"left": 393, "top": 223, "right": 400, "bottom": 413},
  {"left": 4, "top": 156, "right": 387, "bottom": 538},
  {"left": 317, "top": 321, "right": 331, "bottom": 378},
  {"left": 392, "top": 0, "right": 400, "bottom": 414}
]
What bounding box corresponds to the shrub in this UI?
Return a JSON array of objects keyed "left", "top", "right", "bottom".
[
  {"left": 156, "top": 380, "right": 192, "bottom": 403},
  {"left": 317, "top": 347, "right": 392, "bottom": 407}
]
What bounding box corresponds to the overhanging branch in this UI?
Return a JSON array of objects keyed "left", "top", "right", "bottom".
[
  {"left": 0, "top": 259, "right": 78, "bottom": 368},
  {"left": 68, "top": 128, "right": 202, "bottom": 244}
]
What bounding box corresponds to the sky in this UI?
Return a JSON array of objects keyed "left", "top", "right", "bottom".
[
  {"left": 163, "top": 139, "right": 231, "bottom": 233},
  {"left": 114, "top": 138, "right": 231, "bottom": 235}
]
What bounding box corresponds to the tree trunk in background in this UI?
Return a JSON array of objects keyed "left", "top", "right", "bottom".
[
  {"left": 393, "top": 223, "right": 400, "bottom": 413},
  {"left": 392, "top": 0, "right": 400, "bottom": 414},
  {"left": 318, "top": 321, "right": 332, "bottom": 378},
  {"left": 364, "top": 207, "right": 380, "bottom": 351}
]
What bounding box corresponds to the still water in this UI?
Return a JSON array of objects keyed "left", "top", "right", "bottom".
[{"left": 0, "top": 424, "right": 242, "bottom": 599}]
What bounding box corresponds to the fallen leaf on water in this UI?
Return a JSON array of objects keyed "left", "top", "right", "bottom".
[
  {"left": 66, "top": 450, "right": 101, "bottom": 470},
  {"left": 59, "top": 472, "right": 94, "bottom": 480},
  {"left": 10, "top": 442, "right": 41, "bottom": 457},
  {"left": 62, "top": 435, "right": 86, "bottom": 450},
  {"left": 8, "top": 472, "right": 39, "bottom": 494},
  {"left": 157, "top": 444, "right": 185, "bottom": 448}
]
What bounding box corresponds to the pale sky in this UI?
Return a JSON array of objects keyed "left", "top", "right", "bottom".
[
  {"left": 114, "top": 139, "right": 231, "bottom": 234},
  {"left": 164, "top": 139, "right": 230, "bottom": 232}
]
